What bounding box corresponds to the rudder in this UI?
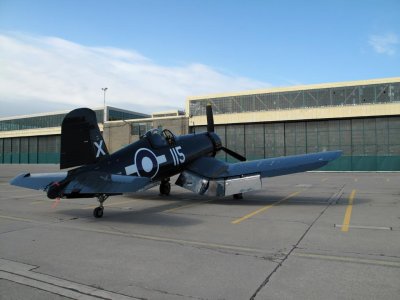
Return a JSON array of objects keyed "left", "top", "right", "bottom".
[{"left": 60, "top": 108, "right": 109, "bottom": 169}]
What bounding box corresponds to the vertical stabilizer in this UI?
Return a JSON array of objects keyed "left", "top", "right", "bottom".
[{"left": 60, "top": 108, "right": 109, "bottom": 169}]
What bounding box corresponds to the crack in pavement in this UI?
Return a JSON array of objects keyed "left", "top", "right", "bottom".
[{"left": 249, "top": 186, "right": 345, "bottom": 300}]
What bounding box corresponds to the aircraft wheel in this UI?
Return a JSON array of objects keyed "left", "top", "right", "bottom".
[
  {"left": 93, "top": 207, "right": 104, "bottom": 218},
  {"left": 160, "top": 182, "right": 171, "bottom": 196}
]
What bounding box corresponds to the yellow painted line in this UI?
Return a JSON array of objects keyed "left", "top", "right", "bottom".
[
  {"left": 30, "top": 199, "right": 54, "bottom": 205},
  {"left": 83, "top": 199, "right": 138, "bottom": 209},
  {"left": 341, "top": 189, "right": 356, "bottom": 232},
  {"left": 164, "top": 199, "right": 214, "bottom": 213},
  {"left": 232, "top": 191, "right": 301, "bottom": 224},
  {"left": 30, "top": 200, "right": 45, "bottom": 205}
]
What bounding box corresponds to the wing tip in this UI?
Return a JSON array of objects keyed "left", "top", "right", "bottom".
[
  {"left": 9, "top": 173, "right": 30, "bottom": 185},
  {"left": 328, "top": 150, "right": 343, "bottom": 160}
]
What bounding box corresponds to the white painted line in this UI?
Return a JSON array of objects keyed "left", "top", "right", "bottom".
[
  {"left": 334, "top": 224, "right": 392, "bottom": 230},
  {"left": 294, "top": 253, "right": 400, "bottom": 268},
  {"left": 0, "top": 258, "right": 140, "bottom": 300},
  {"left": 0, "top": 215, "right": 264, "bottom": 254}
]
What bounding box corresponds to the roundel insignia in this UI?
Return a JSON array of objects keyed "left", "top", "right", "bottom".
[
  {"left": 125, "top": 148, "right": 167, "bottom": 178},
  {"left": 135, "top": 148, "right": 158, "bottom": 178}
]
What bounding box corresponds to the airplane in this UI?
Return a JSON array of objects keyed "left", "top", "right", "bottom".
[{"left": 10, "top": 105, "right": 342, "bottom": 218}]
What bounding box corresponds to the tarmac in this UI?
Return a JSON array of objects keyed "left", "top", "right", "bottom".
[{"left": 0, "top": 164, "right": 399, "bottom": 300}]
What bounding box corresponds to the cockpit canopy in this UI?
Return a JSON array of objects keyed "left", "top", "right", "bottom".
[{"left": 141, "top": 128, "right": 176, "bottom": 148}]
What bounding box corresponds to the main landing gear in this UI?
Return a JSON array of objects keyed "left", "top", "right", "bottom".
[
  {"left": 159, "top": 178, "right": 171, "bottom": 196},
  {"left": 93, "top": 194, "right": 108, "bottom": 218}
]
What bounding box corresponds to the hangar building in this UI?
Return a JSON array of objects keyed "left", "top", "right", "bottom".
[
  {"left": 0, "top": 106, "right": 149, "bottom": 164},
  {"left": 1, "top": 77, "right": 399, "bottom": 171},
  {"left": 187, "top": 77, "right": 400, "bottom": 171}
]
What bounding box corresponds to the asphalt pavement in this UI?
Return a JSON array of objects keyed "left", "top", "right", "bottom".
[{"left": 0, "top": 164, "right": 399, "bottom": 299}]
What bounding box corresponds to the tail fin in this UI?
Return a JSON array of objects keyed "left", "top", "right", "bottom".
[{"left": 60, "top": 108, "right": 109, "bottom": 169}]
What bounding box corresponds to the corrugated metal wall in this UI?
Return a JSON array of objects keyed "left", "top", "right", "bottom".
[
  {"left": 193, "top": 116, "right": 400, "bottom": 171},
  {"left": 0, "top": 135, "right": 60, "bottom": 164}
]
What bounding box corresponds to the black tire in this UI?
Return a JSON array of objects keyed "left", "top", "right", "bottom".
[
  {"left": 93, "top": 207, "right": 104, "bottom": 218},
  {"left": 159, "top": 182, "right": 171, "bottom": 196}
]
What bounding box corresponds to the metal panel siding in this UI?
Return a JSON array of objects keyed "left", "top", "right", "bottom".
[
  {"left": 226, "top": 125, "right": 245, "bottom": 162},
  {"left": 0, "top": 139, "right": 3, "bottom": 163},
  {"left": 20, "top": 137, "right": 29, "bottom": 163},
  {"left": 193, "top": 115, "right": 400, "bottom": 171},
  {"left": 215, "top": 125, "right": 227, "bottom": 161},
  {"left": 265, "top": 123, "right": 285, "bottom": 157},
  {"left": 245, "top": 124, "right": 264, "bottom": 160},
  {"left": 37, "top": 135, "right": 60, "bottom": 163},
  {"left": 29, "top": 137, "right": 38, "bottom": 163},
  {"left": 3, "top": 138, "right": 12, "bottom": 163},
  {"left": 11, "top": 138, "right": 20, "bottom": 163}
]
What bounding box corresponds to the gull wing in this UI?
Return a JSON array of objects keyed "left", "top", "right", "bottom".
[
  {"left": 63, "top": 171, "right": 152, "bottom": 194},
  {"left": 176, "top": 151, "right": 341, "bottom": 196},
  {"left": 186, "top": 150, "right": 342, "bottom": 179}
]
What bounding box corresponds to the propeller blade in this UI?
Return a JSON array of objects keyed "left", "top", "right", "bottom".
[
  {"left": 206, "top": 103, "right": 214, "bottom": 133},
  {"left": 221, "top": 146, "right": 246, "bottom": 161}
]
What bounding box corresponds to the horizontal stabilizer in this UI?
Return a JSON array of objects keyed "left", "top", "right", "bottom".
[{"left": 10, "top": 172, "right": 68, "bottom": 190}]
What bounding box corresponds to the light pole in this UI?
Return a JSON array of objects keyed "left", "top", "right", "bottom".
[{"left": 102, "top": 87, "right": 108, "bottom": 123}]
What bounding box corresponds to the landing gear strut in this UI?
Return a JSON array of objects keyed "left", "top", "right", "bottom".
[
  {"left": 93, "top": 194, "right": 108, "bottom": 218},
  {"left": 159, "top": 178, "right": 171, "bottom": 196}
]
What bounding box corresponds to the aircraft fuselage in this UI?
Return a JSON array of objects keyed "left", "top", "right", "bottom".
[{"left": 86, "top": 131, "right": 222, "bottom": 182}]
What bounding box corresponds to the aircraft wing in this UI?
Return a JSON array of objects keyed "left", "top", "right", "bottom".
[
  {"left": 187, "top": 150, "right": 342, "bottom": 179},
  {"left": 176, "top": 151, "right": 341, "bottom": 196},
  {"left": 63, "top": 171, "right": 152, "bottom": 194},
  {"left": 10, "top": 171, "right": 152, "bottom": 194},
  {"left": 10, "top": 172, "right": 68, "bottom": 190}
]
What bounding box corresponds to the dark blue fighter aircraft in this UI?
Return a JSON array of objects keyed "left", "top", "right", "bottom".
[{"left": 10, "top": 105, "right": 341, "bottom": 218}]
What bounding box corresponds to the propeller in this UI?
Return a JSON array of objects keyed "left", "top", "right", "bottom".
[
  {"left": 206, "top": 103, "right": 214, "bottom": 133},
  {"left": 221, "top": 146, "right": 246, "bottom": 161},
  {"left": 206, "top": 103, "right": 246, "bottom": 162}
]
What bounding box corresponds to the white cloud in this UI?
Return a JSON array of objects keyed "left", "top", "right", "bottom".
[
  {"left": 368, "top": 33, "right": 399, "bottom": 56},
  {"left": 0, "top": 32, "right": 269, "bottom": 117}
]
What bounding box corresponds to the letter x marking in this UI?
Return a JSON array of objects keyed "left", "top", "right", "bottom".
[{"left": 94, "top": 140, "right": 106, "bottom": 158}]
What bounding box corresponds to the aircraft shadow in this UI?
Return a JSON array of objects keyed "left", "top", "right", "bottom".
[
  {"left": 58, "top": 188, "right": 369, "bottom": 225},
  {"left": 59, "top": 202, "right": 203, "bottom": 226},
  {"left": 123, "top": 189, "right": 370, "bottom": 206}
]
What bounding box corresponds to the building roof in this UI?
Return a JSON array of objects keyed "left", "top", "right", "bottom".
[
  {"left": 0, "top": 106, "right": 149, "bottom": 121},
  {"left": 187, "top": 77, "right": 400, "bottom": 101}
]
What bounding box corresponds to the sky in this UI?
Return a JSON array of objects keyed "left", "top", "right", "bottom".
[{"left": 0, "top": 0, "right": 399, "bottom": 117}]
